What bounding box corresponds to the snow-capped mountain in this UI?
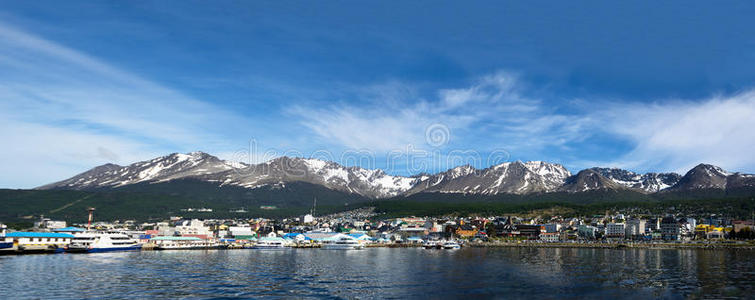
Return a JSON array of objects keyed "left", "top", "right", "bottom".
[
  {"left": 38, "top": 151, "right": 755, "bottom": 198},
  {"left": 405, "top": 161, "right": 571, "bottom": 195},
  {"left": 38, "top": 152, "right": 240, "bottom": 190},
  {"left": 205, "top": 156, "right": 419, "bottom": 198},
  {"left": 39, "top": 153, "right": 418, "bottom": 198},
  {"left": 559, "top": 169, "right": 625, "bottom": 193},
  {"left": 666, "top": 164, "right": 755, "bottom": 191},
  {"left": 590, "top": 168, "right": 682, "bottom": 193}
]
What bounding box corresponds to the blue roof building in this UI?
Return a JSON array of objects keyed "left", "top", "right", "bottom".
[{"left": 5, "top": 232, "right": 75, "bottom": 238}]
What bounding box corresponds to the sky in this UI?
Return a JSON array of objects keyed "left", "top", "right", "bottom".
[{"left": 1, "top": 1, "right": 754, "bottom": 188}]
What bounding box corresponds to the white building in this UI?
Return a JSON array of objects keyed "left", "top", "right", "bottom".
[
  {"left": 578, "top": 225, "right": 599, "bottom": 239},
  {"left": 175, "top": 219, "right": 213, "bottom": 238},
  {"left": 540, "top": 232, "right": 560, "bottom": 242},
  {"left": 34, "top": 218, "right": 67, "bottom": 229},
  {"left": 625, "top": 219, "right": 646, "bottom": 238},
  {"left": 303, "top": 214, "right": 315, "bottom": 224},
  {"left": 228, "top": 226, "right": 254, "bottom": 238},
  {"left": 605, "top": 223, "right": 626, "bottom": 238}
]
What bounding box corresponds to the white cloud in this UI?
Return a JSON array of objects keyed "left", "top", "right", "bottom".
[
  {"left": 290, "top": 72, "right": 585, "bottom": 157},
  {"left": 291, "top": 72, "right": 755, "bottom": 175},
  {"left": 0, "top": 23, "right": 246, "bottom": 188},
  {"left": 600, "top": 91, "right": 755, "bottom": 173}
]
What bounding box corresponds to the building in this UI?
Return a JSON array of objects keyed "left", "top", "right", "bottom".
[
  {"left": 176, "top": 219, "right": 213, "bottom": 239},
  {"left": 625, "top": 219, "right": 646, "bottom": 238},
  {"left": 733, "top": 220, "right": 754, "bottom": 233},
  {"left": 542, "top": 223, "right": 560, "bottom": 233},
  {"left": 605, "top": 223, "right": 625, "bottom": 238},
  {"left": 578, "top": 225, "right": 599, "bottom": 239},
  {"left": 34, "top": 217, "right": 67, "bottom": 230},
  {"left": 303, "top": 214, "right": 315, "bottom": 224},
  {"left": 540, "top": 232, "right": 560, "bottom": 242},
  {"left": 228, "top": 226, "right": 256, "bottom": 240},
  {"left": 661, "top": 217, "right": 680, "bottom": 241},
  {"left": 3, "top": 232, "right": 74, "bottom": 252}
]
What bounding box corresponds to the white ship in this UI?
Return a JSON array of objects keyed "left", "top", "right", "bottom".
[
  {"left": 253, "top": 237, "right": 286, "bottom": 249},
  {"left": 151, "top": 236, "right": 221, "bottom": 250},
  {"left": 441, "top": 240, "right": 461, "bottom": 249},
  {"left": 321, "top": 235, "right": 364, "bottom": 250},
  {"left": 65, "top": 231, "right": 141, "bottom": 253},
  {"left": 423, "top": 239, "right": 461, "bottom": 250}
]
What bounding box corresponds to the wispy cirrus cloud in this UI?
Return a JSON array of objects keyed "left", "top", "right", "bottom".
[
  {"left": 290, "top": 72, "right": 587, "bottom": 159},
  {"left": 290, "top": 71, "right": 755, "bottom": 175},
  {"left": 0, "top": 23, "right": 246, "bottom": 188},
  {"left": 597, "top": 91, "right": 755, "bottom": 174}
]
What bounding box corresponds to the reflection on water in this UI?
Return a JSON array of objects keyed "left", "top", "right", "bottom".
[{"left": 1, "top": 248, "right": 753, "bottom": 299}]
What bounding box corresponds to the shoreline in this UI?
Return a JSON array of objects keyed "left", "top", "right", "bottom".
[{"left": 467, "top": 241, "right": 755, "bottom": 250}]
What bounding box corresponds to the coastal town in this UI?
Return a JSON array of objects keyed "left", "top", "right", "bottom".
[{"left": 2, "top": 206, "right": 754, "bottom": 254}]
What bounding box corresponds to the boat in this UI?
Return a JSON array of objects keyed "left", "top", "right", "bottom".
[
  {"left": 65, "top": 231, "right": 142, "bottom": 253},
  {"left": 151, "top": 236, "right": 221, "bottom": 250},
  {"left": 441, "top": 240, "right": 461, "bottom": 249},
  {"left": 0, "top": 224, "right": 11, "bottom": 250},
  {"left": 423, "top": 240, "right": 441, "bottom": 249},
  {"left": 253, "top": 237, "right": 286, "bottom": 249},
  {"left": 321, "top": 235, "right": 364, "bottom": 250},
  {"left": 423, "top": 239, "right": 461, "bottom": 250}
]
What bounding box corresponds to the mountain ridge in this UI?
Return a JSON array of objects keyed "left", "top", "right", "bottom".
[{"left": 38, "top": 152, "right": 755, "bottom": 198}]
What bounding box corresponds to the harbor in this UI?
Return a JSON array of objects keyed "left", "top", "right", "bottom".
[{"left": 2, "top": 206, "right": 753, "bottom": 256}]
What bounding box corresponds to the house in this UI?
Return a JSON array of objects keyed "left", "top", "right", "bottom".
[{"left": 491, "top": 217, "right": 539, "bottom": 238}]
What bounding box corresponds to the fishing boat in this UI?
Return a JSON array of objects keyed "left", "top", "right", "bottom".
[
  {"left": 321, "top": 235, "right": 364, "bottom": 250},
  {"left": 253, "top": 237, "right": 286, "bottom": 249},
  {"left": 65, "top": 231, "right": 142, "bottom": 253}
]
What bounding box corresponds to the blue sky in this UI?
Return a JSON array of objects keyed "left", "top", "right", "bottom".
[{"left": 1, "top": 1, "right": 754, "bottom": 188}]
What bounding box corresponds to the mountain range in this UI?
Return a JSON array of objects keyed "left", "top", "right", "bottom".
[{"left": 38, "top": 151, "right": 755, "bottom": 198}]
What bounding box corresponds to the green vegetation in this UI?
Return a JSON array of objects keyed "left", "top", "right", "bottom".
[
  {"left": 0, "top": 180, "right": 366, "bottom": 223},
  {"left": 1, "top": 180, "right": 752, "bottom": 224},
  {"left": 366, "top": 197, "right": 755, "bottom": 219}
]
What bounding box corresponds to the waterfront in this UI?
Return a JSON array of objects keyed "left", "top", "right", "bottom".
[{"left": 1, "top": 248, "right": 753, "bottom": 299}]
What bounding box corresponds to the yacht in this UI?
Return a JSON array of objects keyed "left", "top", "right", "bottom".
[
  {"left": 253, "top": 237, "right": 286, "bottom": 249},
  {"left": 423, "top": 239, "right": 461, "bottom": 250},
  {"left": 65, "top": 231, "right": 141, "bottom": 253},
  {"left": 441, "top": 240, "right": 461, "bottom": 249},
  {"left": 321, "top": 236, "right": 364, "bottom": 250}
]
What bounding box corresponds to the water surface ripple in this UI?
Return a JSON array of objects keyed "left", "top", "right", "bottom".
[{"left": 1, "top": 248, "right": 753, "bottom": 299}]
